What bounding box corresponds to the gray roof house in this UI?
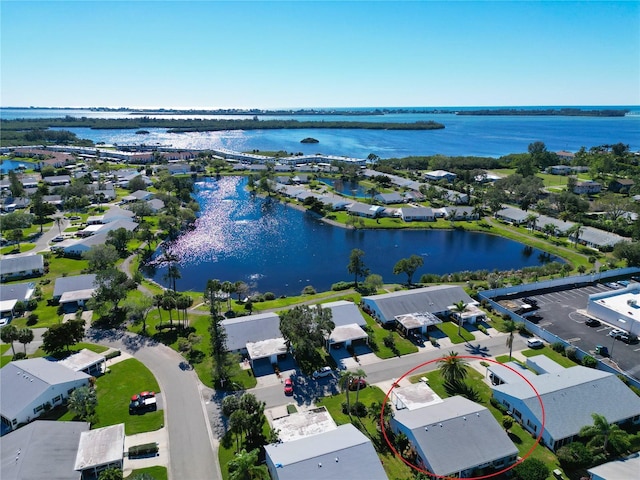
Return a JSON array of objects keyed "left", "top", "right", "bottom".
[
  {"left": 52, "top": 274, "right": 97, "bottom": 307},
  {"left": 571, "top": 226, "right": 627, "bottom": 250},
  {"left": 362, "top": 285, "right": 476, "bottom": 324},
  {"left": 346, "top": 202, "right": 384, "bottom": 218},
  {"left": 588, "top": 452, "right": 640, "bottom": 480},
  {"left": 492, "top": 364, "right": 640, "bottom": 451},
  {"left": 320, "top": 300, "right": 369, "bottom": 349},
  {"left": 0, "top": 255, "right": 45, "bottom": 282},
  {"left": 265, "top": 423, "right": 387, "bottom": 480},
  {"left": 0, "top": 282, "right": 36, "bottom": 320},
  {"left": 221, "top": 312, "right": 287, "bottom": 367},
  {"left": 391, "top": 396, "right": 518, "bottom": 478},
  {"left": 0, "top": 358, "right": 90, "bottom": 435},
  {"left": 495, "top": 206, "right": 529, "bottom": 225},
  {"left": 0, "top": 420, "right": 90, "bottom": 480},
  {"left": 374, "top": 192, "right": 405, "bottom": 204},
  {"left": 399, "top": 207, "right": 434, "bottom": 222}
]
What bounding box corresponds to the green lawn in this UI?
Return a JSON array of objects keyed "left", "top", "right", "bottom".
[
  {"left": 0, "top": 344, "right": 12, "bottom": 368},
  {"left": 436, "top": 321, "right": 475, "bottom": 343},
  {"left": 125, "top": 466, "right": 168, "bottom": 480},
  {"left": 521, "top": 346, "right": 579, "bottom": 368},
  {"left": 316, "top": 386, "right": 416, "bottom": 479},
  {"left": 1, "top": 243, "right": 36, "bottom": 254},
  {"left": 361, "top": 311, "right": 418, "bottom": 358},
  {"left": 92, "top": 358, "right": 164, "bottom": 435}
]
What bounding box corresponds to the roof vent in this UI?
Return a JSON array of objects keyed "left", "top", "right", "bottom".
[
  {"left": 424, "top": 426, "right": 428, "bottom": 431},
  {"left": 439, "top": 423, "right": 443, "bottom": 427},
  {"left": 476, "top": 412, "right": 480, "bottom": 417},
  {"left": 335, "top": 457, "right": 339, "bottom": 462},
  {"left": 463, "top": 416, "right": 466, "bottom": 421},
  {"left": 318, "top": 463, "right": 322, "bottom": 468}
]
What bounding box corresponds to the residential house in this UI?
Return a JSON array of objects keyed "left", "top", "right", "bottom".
[
  {"left": 374, "top": 192, "right": 405, "bottom": 204},
  {"left": 362, "top": 285, "right": 476, "bottom": 326},
  {"left": 609, "top": 178, "right": 635, "bottom": 193},
  {"left": 442, "top": 188, "right": 468, "bottom": 204},
  {"left": 58, "top": 349, "right": 107, "bottom": 377},
  {"left": 346, "top": 202, "right": 384, "bottom": 218},
  {"left": 546, "top": 165, "right": 573, "bottom": 175},
  {"left": 424, "top": 170, "right": 457, "bottom": 182},
  {"left": 42, "top": 175, "right": 71, "bottom": 187},
  {"left": 442, "top": 206, "right": 478, "bottom": 220},
  {"left": 391, "top": 396, "right": 518, "bottom": 478},
  {"left": 587, "top": 452, "right": 640, "bottom": 480},
  {"left": 121, "top": 189, "right": 153, "bottom": 203},
  {"left": 74, "top": 424, "right": 125, "bottom": 479},
  {"left": 60, "top": 234, "right": 109, "bottom": 256},
  {"left": 0, "top": 255, "right": 45, "bottom": 282},
  {"left": 573, "top": 180, "right": 602, "bottom": 195},
  {"left": 570, "top": 226, "right": 627, "bottom": 250},
  {"left": 495, "top": 206, "right": 530, "bottom": 225},
  {"left": 221, "top": 312, "right": 287, "bottom": 368},
  {"left": 321, "top": 300, "right": 369, "bottom": 350},
  {"left": 52, "top": 274, "right": 97, "bottom": 309},
  {"left": 491, "top": 362, "right": 640, "bottom": 451},
  {"left": 146, "top": 198, "right": 165, "bottom": 212},
  {"left": 265, "top": 423, "right": 387, "bottom": 480},
  {"left": 0, "top": 420, "right": 90, "bottom": 480},
  {"left": 399, "top": 207, "right": 434, "bottom": 222},
  {"left": 555, "top": 150, "right": 575, "bottom": 162},
  {"left": 0, "top": 358, "right": 91, "bottom": 435},
  {"left": 0, "top": 282, "right": 36, "bottom": 320},
  {"left": 164, "top": 163, "right": 190, "bottom": 175}
]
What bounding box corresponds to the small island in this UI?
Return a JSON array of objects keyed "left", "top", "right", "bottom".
[
  {"left": 300, "top": 137, "right": 319, "bottom": 144},
  {"left": 135, "top": 130, "right": 150, "bottom": 134}
]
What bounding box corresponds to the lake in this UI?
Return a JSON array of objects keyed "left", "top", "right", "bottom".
[{"left": 146, "top": 176, "right": 558, "bottom": 296}]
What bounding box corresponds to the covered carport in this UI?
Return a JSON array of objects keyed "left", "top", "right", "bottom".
[
  {"left": 395, "top": 312, "right": 442, "bottom": 336},
  {"left": 246, "top": 338, "right": 288, "bottom": 369},
  {"left": 327, "top": 323, "right": 369, "bottom": 350}
]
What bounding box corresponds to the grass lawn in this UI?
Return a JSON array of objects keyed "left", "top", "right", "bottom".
[
  {"left": 362, "top": 311, "right": 418, "bottom": 358},
  {"left": 125, "top": 466, "right": 167, "bottom": 480},
  {"left": 92, "top": 358, "right": 164, "bottom": 435},
  {"left": 1, "top": 243, "right": 36, "bottom": 254},
  {"left": 436, "top": 321, "right": 475, "bottom": 343},
  {"left": 521, "top": 346, "right": 579, "bottom": 368},
  {"left": 30, "top": 342, "right": 109, "bottom": 359},
  {"left": 316, "top": 386, "right": 416, "bottom": 479},
  {"left": 0, "top": 343, "right": 12, "bottom": 368}
]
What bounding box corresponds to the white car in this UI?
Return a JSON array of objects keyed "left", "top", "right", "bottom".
[
  {"left": 609, "top": 329, "right": 626, "bottom": 338},
  {"left": 526, "top": 338, "right": 544, "bottom": 349},
  {"left": 312, "top": 366, "right": 333, "bottom": 379}
]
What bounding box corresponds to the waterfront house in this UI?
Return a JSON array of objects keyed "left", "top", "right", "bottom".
[
  {"left": 569, "top": 226, "right": 627, "bottom": 250},
  {"left": 424, "top": 170, "right": 457, "bottom": 182},
  {"left": 399, "top": 207, "right": 434, "bottom": 222},
  {"left": 442, "top": 206, "right": 477, "bottom": 220},
  {"left": 320, "top": 300, "right": 369, "bottom": 350},
  {"left": 346, "top": 202, "right": 384, "bottom": 218},
  {"left": 42, "top": 175, "right": 71, "bottom": 187},
  {"left": 374, "top": 192, "right": 405, "bottom": 204},
  {"left": 221, "top": 312, "right": 287, "bottom": 369},
  {"left": 495, "top": 206, "right": 529, "bottom": 225}
]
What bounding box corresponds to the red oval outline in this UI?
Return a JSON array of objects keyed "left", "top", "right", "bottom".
[{"left": 379, "top": 355, "right": 546, "bottom": 479}]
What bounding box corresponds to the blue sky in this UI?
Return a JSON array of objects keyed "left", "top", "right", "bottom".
[{"left": 1, "top": 1, "right": 638, "bottom": 108}]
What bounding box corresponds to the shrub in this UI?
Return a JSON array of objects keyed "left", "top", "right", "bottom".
[
  {"left": 552, "top": 342, "right": 565, "bottom": 353},
  {"left": 557, "top": 442, "right": 594, "bottom": 469},
  {"left": 264, "top": 292, "right": 276, "bottom": 301},
  {"left": 478, "top": 325, "right": 487, "bottom": 334},
  {"left": 301, "top": 285, "right": 316, "bottom": 295},
  {"left": 512, "top": 458, "right": 550, "bottom": 480},
  {"left": 351, "top": 401, "right": 368, "bottom": 417},
  {"left": 27, "top": 313, "right": 39, "bottom": 326},
  {"left": 12, "top": 352, "right": 27, "bottom": 360},
  {"left": 582, "top": 355, "right": 597, "bottom": 368},
  {"left": 128, "top": 442, "right": 159, "bottom": 458},
  {"left": 104, "top": 350, "right": 121, "bottom": 360},
  {"left": 331, "top": 281, "right": 354, "bottom": 291},
  {"left": 383, "top": 332, "right": 396, "bottom": 349},
  {"left": 490, "top": 397, "right": 508, "bottom": 414},
  {"left": 566, "top": 346, "right": 578, "bottom": 362},
  {"left": 177, "top": 338, "right": 191, "bottom": 352}
]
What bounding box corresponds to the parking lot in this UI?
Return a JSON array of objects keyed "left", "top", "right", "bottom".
[{"left": 510, "top": 282, "right": 640, "bottom": 380}]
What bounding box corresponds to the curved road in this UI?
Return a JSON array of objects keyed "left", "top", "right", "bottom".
[{"left": 87, "top": 328, "right": 221, "bottom": 480}]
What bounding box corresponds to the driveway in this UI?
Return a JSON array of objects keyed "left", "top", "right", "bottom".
[{"left": 87, "top": 328, "right": 221, "bottom": 480}]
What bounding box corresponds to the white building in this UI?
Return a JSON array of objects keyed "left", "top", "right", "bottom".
[{"left": 586, "top": 283, "right": 640, "bottom": 336}]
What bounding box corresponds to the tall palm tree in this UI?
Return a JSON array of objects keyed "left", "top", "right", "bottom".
[
  {"left": 161, "top": 293, "right": 177, "bottom": 327},
  {"left": 452, "top": 300, "right": 467, "bottom": 336},
  {"left": 526, "top": 213, "right": 539, "bottom": 231},
  {"left": 579, "top": 413, "right": 630, "bottom": 455},
  {"left": 438, "top": 351, "right": 469, "bottom": 384},
  {"left": 353, "top": 368, "right": 367, "bottom": 404},
  {"left": 153, "top": 293, "right": 164, "bottom": 323},
  {"left": 504, "top": 320, "right": 517, "bottom": 360},
  {"left": 17, "top": 328, "right": 34, "bottom": 354},
  {"left": 228, "top": 448, "right": 268, "bottom": 480},
  {"left": 567, "top": 223, "right": 584, "bottom": 247},
  {"left": 0, "top": 324, "right": 19, "bottom": 356},
  {"left": 339, "top": 370, "right": 356, "bottom": 417},
  {"left": 221, "top": 281, "right": 234, "bottom": 312}
]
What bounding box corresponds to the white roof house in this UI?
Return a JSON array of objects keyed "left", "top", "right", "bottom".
[
  {"left": 320, "top": 300, "right": 369, "bottom": 348},
  {"left": 53, "top": 274, "right": 97, "bottom": 301},
  {"left": 0, "top": 359, "right": 90, "bottom": 435},
  {"left": 588, "top": 452, "right": 640, "bottom": 480},
  {"left": 492, "top": 363, "right": 640, "bottom": 451},
  {"left": 74, "top": 424, "right": 125, "bottom": 478},
  {"left": 265, "top": 423, "right": 387, "bottom": 480},
  {"left": 391, "top": 396, "right": 518, "bottom": 478},
  {"left": 0, "top": 255, "right": 44, "bottom": 282}
]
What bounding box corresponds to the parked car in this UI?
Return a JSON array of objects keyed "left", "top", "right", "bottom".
[
  {"left": 609, "top": 329, "right": 626, "bottom": 338},
  {"left": 129, "top": 391, "right": 157, "bottom": 414},
  {"left": 595, "top": 345, "right": 609, "bottom": 357},
  {"left": 284, "top": 378, "right": 294, "bottom": 395},
  {"left": 619, "top": 333, "right": 638, "bottom": 344},
  {"left": 312, "top": 366, "right": 333, "bottom": 379},
  {"left": 51, "top": 236, "right": 64, "bottom": 242},
  {"left": 526, "top": 338, "right": 544, "bottom": 349},
  {"left": 349, "top": 378, "right": 367, "bottom": 391},
  {"left": 522, "top": 297, "right": 538, "bottom": 306},
  {"left": 585, "top": 318, "right": 601, "bottom": 327}
]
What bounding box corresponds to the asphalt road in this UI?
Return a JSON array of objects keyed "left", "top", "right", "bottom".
[
  {"left": 253, "top": 334, "right": 528, "bottom": 409},
  {"left": 87, "top": 328, "right": 221, "bottom": 480}
]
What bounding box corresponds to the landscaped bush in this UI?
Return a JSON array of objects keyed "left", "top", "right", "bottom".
[
  {"left": 331, "top": 281, "right": 354, "bottom": 291},
  {"left": 12, "top": 352, "right": 27, "bottom": 360},
  {"left": 27, "top": 313, "right": 39, "bottom": 326},
  {"left": 128, "top": 443, "right": 158, "bottom": 458},
  {"left": 263, "top": 292, "right": 276, "bottom": 301},
  {"left": 566, "top": 346, "right": 578, "bottom": 362},
  {"left": 301, "top": 285, "right": 316, "bottom": 295},
  {"left": 104, "top": 350, "right": 121, "bottom": 360},
  {"left": 556, "top": 442, "right": 594, "bottom": 470},
  {"left": 582, "top": 355, "right": 597, "bottom": 368},
  {"left": 552, "top": 342, "right": 565, "bottom": 354},
  {"left": 490, "top": 397, "right": 508, "bottom": 414},
  {"left": 477, "top": 325, "right": 488, "bottom": 334}
]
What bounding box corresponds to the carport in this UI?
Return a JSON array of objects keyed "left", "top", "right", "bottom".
[
  {"left": 59, "top": 289, "right": 96, "bottom": 311},
  {"left": 395, "top": 312, "right": 442, "bottom": 336},
  {"left": 246, "top": 338, "right": 288, "bottom": 369},
  {"left": 327, "top": 323, "right": 368, "bottom": 349}
]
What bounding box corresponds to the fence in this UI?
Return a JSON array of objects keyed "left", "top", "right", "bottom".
[{"left": 478, "top": 268, "right": 640, "bottom": 390}]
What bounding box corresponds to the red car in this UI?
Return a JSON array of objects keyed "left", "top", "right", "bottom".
[
  {"left": 349, "top": 379, "right": 367, "bottom": 391},
  {"left": 284, "top": 378, "right": 294, "bottom": 395}
]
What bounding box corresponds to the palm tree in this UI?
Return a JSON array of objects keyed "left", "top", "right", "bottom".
[
  {"left": 17, "top": 328, "right": 34, "bottom": 354},
  {"left": 339, "top": 370, "right": 356, "bottom": 417},
  {"left": 228, "top": 448, "right": 268, "bottom": 480},
  {"left": 567, "top": 223, "right": 584, "bottom": 247},
  {"left": 175, "top": 294, "right": 193, "bottom": 328},
  {"left": 353, "top": 368, "right": 367, "bottom": 405},
  {"left": 153, "top": 293, "right": 164, "bottom": 323},
  {"left": 438, "top": 351, "right": 469, "bottom": 384},
  {"left": 229, "top": 410, "right": 249, "bottom": 452},
  {"left": 452, "top": 300, "right": 467, "bottom": 336},
  {"left": 525, "top": 213, "right": 539, "bottom": 231},
  {"left": 205, "top": 279, "right": 222, "bottom": 318},
  {"left": 366, "top": 186, "right": 378, "bottom": 204},
  {"left": 504, "top": 320, "right": 517, "bottom": 360},
  {"left": 221, "top": 281, "right": 234, "bottom": 312},
  {"left": 161, "top": 293, "right": 177, "bottom": 327},
  {"left": 55, "top": 216, "right": 64, "bottom": 235},
  {"left": 0, "top": 324, "right": 19, "bottom": 356},
  {"left": 579, "top": 413, "right": 630, "bottom": 455},
  {"left": 542, "top": 223, "right": 556, "bottom": 238}
]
